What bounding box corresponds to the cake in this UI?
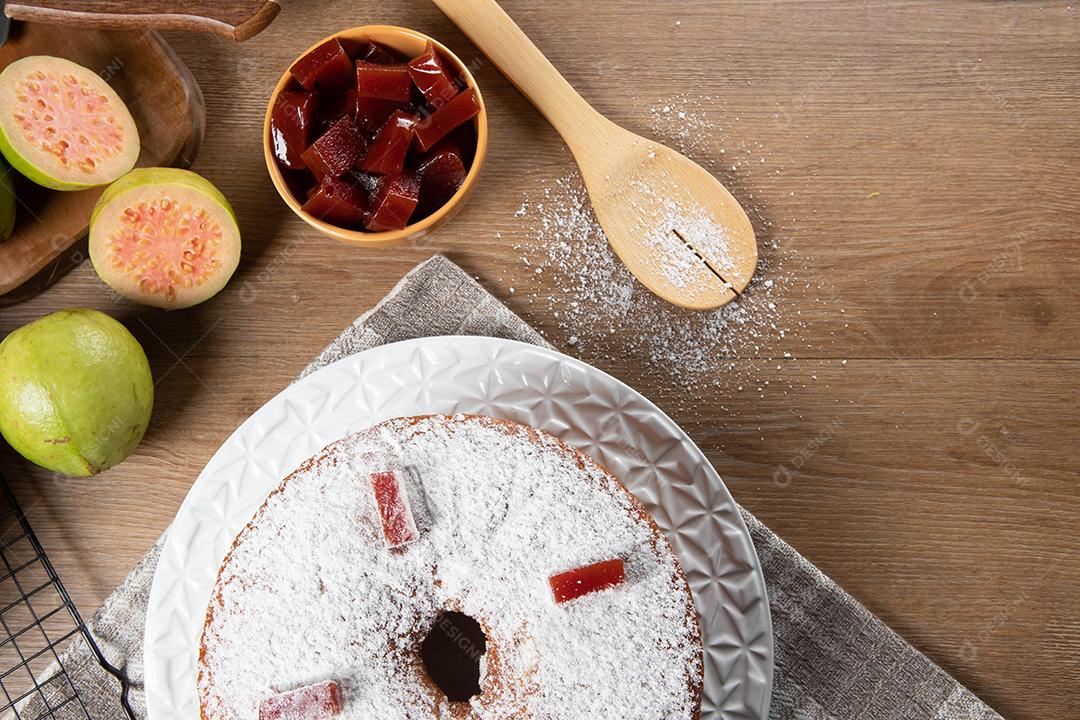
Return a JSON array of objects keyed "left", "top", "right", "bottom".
[{"left": 198, "top": 414, "right": 703, "bottom": 718}]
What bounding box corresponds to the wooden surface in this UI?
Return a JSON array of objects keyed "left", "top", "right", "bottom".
[
  {"left": 0, "top": 25, "right": 202, "bottom": 302},
  {"left": 0, "top": 1, "right": 1077, "bottom": 716}
]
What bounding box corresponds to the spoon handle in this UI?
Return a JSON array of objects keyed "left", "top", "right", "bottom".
[
  {"left": 3, "top": 0, "right": 279, "bottom": 41},
  {"left": 431, "top": 0, "right": 606, "bottom": 142}
]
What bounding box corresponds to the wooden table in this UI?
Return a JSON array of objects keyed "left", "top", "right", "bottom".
[{"left": 1, "top": 1, "right": 1077, "bottom": 716}]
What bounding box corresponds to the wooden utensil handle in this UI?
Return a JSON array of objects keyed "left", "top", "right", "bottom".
[
  {"left": 4, "top": 0, "right": 280, "bottom": 42},
  {"left": 430, "top": 0, "right": 605, "bottom": 140}
]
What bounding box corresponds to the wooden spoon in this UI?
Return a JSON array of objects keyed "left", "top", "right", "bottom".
[
  {"left": 432, "top": 0, "right": 756, "bottom": 310},
  {"left": 2, "top": 0, "right": 279, "bottom": 42}
]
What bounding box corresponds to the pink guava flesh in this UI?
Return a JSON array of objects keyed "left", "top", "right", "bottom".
[
  {"left": 0, "top": 56, "right": 139, "bottom": 190},
  {"left": 89, "top": 168, "right": 241, "bottom": 310}
]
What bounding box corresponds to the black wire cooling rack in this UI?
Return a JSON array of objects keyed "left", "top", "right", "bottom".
[{"left": 0, "top": 473, "right": 135, "bottom": 720}]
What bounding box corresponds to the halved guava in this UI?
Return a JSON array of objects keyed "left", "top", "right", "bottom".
[
  {"left": 0, "top": 156, "right": 14, "bottom": 241},
  {"left": 89, "top": 168, "right": 241, "bottom": 309},
  {"left": 0, "top": 55, "right": 140, "bottom": 191}
]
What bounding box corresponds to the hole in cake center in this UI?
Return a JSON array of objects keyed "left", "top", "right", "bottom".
[{"left": 421, "top": 610, "right": 487, "bottom": 702}]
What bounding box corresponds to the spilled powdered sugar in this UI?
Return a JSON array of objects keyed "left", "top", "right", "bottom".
[
  {"left": 199, "top": 416, "right": 701, "bottom": 719},
  {"left": 507, "top": 96, "right": 830, "bottom": 412},
  {"left": 631, "top": 179, "right": 740, "bottom": 292}
]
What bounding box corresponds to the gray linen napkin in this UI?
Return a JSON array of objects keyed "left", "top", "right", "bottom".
[{"left": 16, "top": 255, "right": 1000, "bottom": 720}]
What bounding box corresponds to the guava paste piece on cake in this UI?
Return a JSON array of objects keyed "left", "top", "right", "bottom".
[
  {"left": 259, "top": 680, "right": 342, "bottom": 720},
  {"left": 370, "top": 470, "right": 419, "bottom": 546},
  {"left": 413, "top": 88, "right": 481, "bottom": 151},
  {"left": 291, "top": 38, "right": 354, "bottom": 92},
  {"left": 549, "top": 558, "right": 625, "bottom": 604}
]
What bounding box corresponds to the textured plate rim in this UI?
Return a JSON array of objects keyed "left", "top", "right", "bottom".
[{"left": 143, "top": 336, "right": 773, "bottom": 718}]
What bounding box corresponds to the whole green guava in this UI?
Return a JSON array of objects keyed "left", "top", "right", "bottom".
[{"left": 0, "top": 309, "right": 154, "bottom": 476}]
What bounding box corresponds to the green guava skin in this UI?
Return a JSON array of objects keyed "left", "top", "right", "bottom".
[
  {"left": 0, "top": 157, "right": 13, "bottom": 241},
  {"left": 90, "top": 167, "right": 238, "bottom": 229},
  {"left": 0, "top": 309, "right": 154, "bottom": 477},
  {"left": 0, "top": 124, "right": 98, "bottom": 192}
]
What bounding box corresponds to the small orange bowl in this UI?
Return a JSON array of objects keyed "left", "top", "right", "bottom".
[{"left": 264, "top": 25, "right": 488, "bottom": 245}]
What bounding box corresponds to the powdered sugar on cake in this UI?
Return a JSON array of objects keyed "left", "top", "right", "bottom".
[{"left": 198, "top": 415, "right": 702, "bottom": 719}]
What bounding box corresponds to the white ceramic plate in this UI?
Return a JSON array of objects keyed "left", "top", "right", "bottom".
[{"left": 144, "top": 337, "right": 773, "bottom": 719}]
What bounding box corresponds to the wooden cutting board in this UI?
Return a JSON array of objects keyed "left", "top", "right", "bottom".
[{"left": 0, "top": 22, "right": 204, "bottom": 306}]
